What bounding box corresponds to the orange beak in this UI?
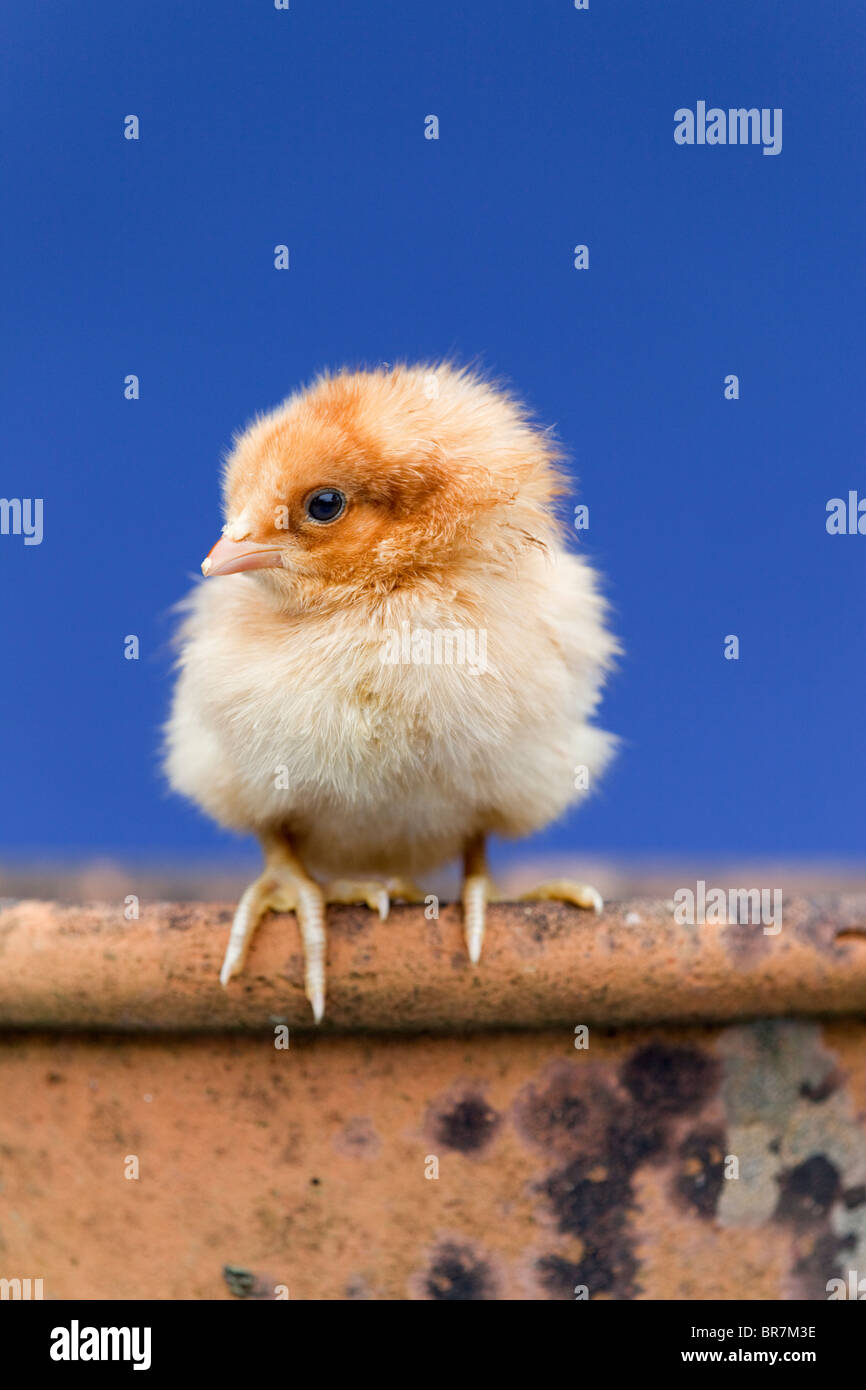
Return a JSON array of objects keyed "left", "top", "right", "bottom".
[{"left": 200, "top": 535, "right": 285, "bottom": 578}]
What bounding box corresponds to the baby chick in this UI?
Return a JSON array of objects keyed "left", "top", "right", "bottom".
[{"left": 165, "top": 364, "right": 617, "bottom": 1021}]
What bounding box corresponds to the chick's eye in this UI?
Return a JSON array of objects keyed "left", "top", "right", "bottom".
[{"left": 305, "top": 489, "right": 346, "bottom": 523}]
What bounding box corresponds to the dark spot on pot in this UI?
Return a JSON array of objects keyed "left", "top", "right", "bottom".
[
  {"left": 431, "top": 1093, "right": 500, "bottom": 1154},
  {"left": 721, "top": 918, "right": 772, "bottom": 968},
  {"left": 529, "top": 905, "right": 558, "bottom": 943},
  {"left": 799, "top": 1071, "right": 841, "bottom": 1103},
  {"left": 334, "top": 904, "right": 377, "bottom": 938},
  {"left": 424, "top": 1241, "right": 496, "bottom": 1301},
  {"left": 310, "top": 1176, "right": 321, "bottom": 1186},
  {"left": 540, "top": 1240, "right": 635, "bottom": 1300},
  {"left": 535, "top": 1156, "right": 637, "bottom": 1300},
  {"left": 46, "top": 1072, "right": 65, "bottom": 1084},
  {"left": 775, "top": 1154, "right": 841, "bottom": 1225},
  {"left": 790, "top": 1228, "right": 856, "bottom": 1301},
  {"left": 535, "top": 1254, "right": 584, "bottom": 1300},
  {"left": 541, "top": 1154, "right": 632, "bottom": 1235},
  {"left": 674, "top": 1128, "right": 726, "bottom": 1218},
  {"left": 605, "top": 1116, "right": 665, "bottom": 1169},
  {"left": 334, "top": 1116, "right": 381, "bottom": 1159},
  {"left": 527, "top": 1091, "right": 587, "bottom": 1139},
  {"left": 575, "top": 1239, "right": 637, "bottom": 1299},
  {"left": 222, "top": 1265, "right": 256, "bottom": 1298},
  {"left": 621, "top": 1042, "right": 719, "bottom": 1116},
  {"left": 165, "top": 910, "right": 194, "bottom": 931},
  {"left": 513, "top": 1061, "right": 622, "bottom": 1159}
]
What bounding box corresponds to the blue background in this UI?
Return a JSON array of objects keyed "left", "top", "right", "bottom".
[{"left": 1, "top": 1, "right": 863, "bottom": 865}]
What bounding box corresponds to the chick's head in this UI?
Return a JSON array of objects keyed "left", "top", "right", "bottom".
[{"left": 201, "top": 364, "right": 565, "bottom": 603}]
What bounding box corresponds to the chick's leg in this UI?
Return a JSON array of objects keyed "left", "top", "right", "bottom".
[
  {"left": 220, "top": 832, "right": 327, "bottom": 1023},
  {"left": 462, "top": 834, "right": 500, "bottom": 964}
]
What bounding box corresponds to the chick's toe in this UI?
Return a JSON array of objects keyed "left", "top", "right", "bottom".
[
  {"left": 461, "top": 834, "right": 502, "bottom": 965},
  {"left": 220, "top": 833, "right": 327, "bottom": 1024},
  {"left": 324, "top": 879, "right": 390, "bottom": 921},
  {"left": 519, "top": 880, "right": 604, "bottom": 913}
]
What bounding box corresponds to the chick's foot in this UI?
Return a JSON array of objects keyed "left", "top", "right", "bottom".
[
  {"left": 323, "top": 879, "right": 390, "bottom": 920},
  {"left": 220, "top": 834, "right": 327, "bottom": 1023},
  {"left": 461, "top": 836, "right": 603, "bottom": 964},
  {"left": 322, "top": 877, "right": 428, "bottom": 917},
  {"left": 518, "top": 879, "right": 604, "bottom": 913}
]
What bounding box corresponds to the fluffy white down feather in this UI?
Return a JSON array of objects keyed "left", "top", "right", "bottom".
[{"left": 165, "top": 541, "right": 616, "bottom": 878}]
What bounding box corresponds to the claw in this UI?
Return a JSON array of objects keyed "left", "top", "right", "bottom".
[
  {"left": 296, "top": 878, "right": 327, "bottom": 1022},
  {"left": 220, "top": 876, "right": 285, "bottom": 987},
  {"left": 324, "top": 878, "right": 391, "bottom": 921},
  {"left": 308, "top": 982, "right": 325, "bottom": 1026},
  {"left": 463, "top": 873, "right": 490, "bottom": 963},
  {"left": 520, "top": 879, "right": 604, "bottom": 913},
  {"left": 461, "top": 835, "right": 497, "bottom": 964}
]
